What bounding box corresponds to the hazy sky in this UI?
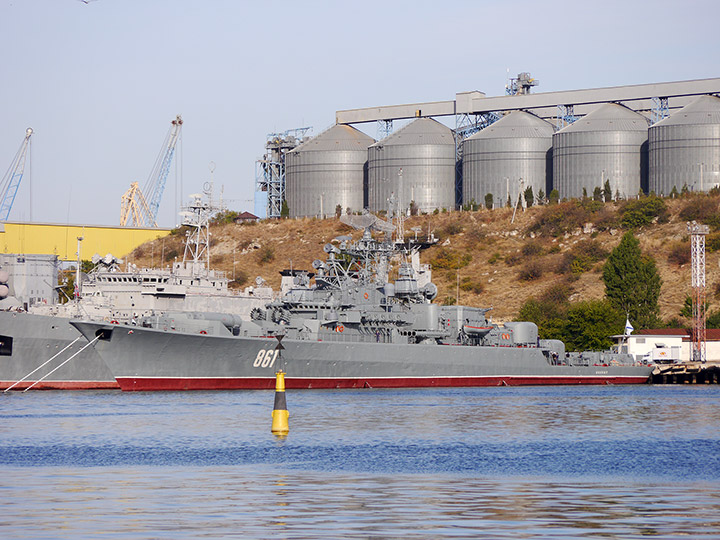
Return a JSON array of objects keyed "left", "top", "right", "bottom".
[{"left": 1, "top": 0, "right": 717, "bottom": 227}]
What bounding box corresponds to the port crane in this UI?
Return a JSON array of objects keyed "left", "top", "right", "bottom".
[
  {"left": 120, "top": 115, "right": 183, "bottom": 227},
  {"left": 0, "top": 128, "right": 33, "bottom": 222}
]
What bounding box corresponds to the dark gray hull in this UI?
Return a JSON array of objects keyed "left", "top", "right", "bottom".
[
  {"left": 71, "top": 321, "right": 653, "bottom": 391},
  {"left": 0, "top": 311, "right": 117, "bottom": 390}
]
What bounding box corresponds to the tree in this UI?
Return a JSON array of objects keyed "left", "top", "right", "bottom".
[
  {"left": 563, "top": 300, "right": 624, "bottom": 351},
  {"left": 524, "top": 186, "right": 534, "bottom": 207},
  {"left": 602, "top": 231, "right": 662, "bottom": 329},
  {"left": 707, "top": 309, "right": 720, "bottom": 329},
  {"left": 462, "top": 198, "right": 479, "bottom": 212},
  {"left": 548, "top": 189, "right": 560, "bottom": 205},
  {"left": 516, "top": 282, "right": 573, "bottom": 342},
  {"left": 680, "top": 295, "right": 708, "bottom": 319},
  {"left": 484, "top": 193, "right": 494, "bottom": 210},
  {"left": 593, "top": 186, "right": 603, "bottom": 202},
  {"left": 603, "top": 180, "right": 612, "bottom": 202},
  {"left": 58, "top": 260, "right": 94, "bottom": 304},
  {"left": 536, "top": 189, "right": 546, "bottom": 205},
  {"left": 280, "top": 200, "right": 290, "bottom": 218}
]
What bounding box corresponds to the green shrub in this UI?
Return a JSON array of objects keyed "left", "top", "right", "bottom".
[
  {"left": 437, "top": 221, "right": 464, "bottom": 237},
  {"left": 528, "top": 201, "right": 589, "bottom": 237},
  {"left": 521, "top": 242, "right": 543, "bottom": 257},
  {"left": 256, "top": 245, "right": 275, "bottom": 264},
  {"left": 211, "top": 210, "right": 239, "bottom": 225},
  {"left": 430, "top": 248, "right": 472, "bottom": 270},
  {"left": 558, "top": 240, "right": 609, "bottom": 274},
  {"left": 707, "top": 232, "right": 720, "bottom": 252},
  {"left": 619, "top": 195, "right": 668, "bottom": 228},
  {"left": 459, "top": 277, "right": 484, "bottom": 294},
  {"left": 679, "top": 196, "right": 720, "bottom": 229}
]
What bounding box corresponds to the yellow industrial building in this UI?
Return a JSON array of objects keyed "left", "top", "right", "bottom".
[{"left": 0, "top": 221, "right": 171, "bottom": 261}]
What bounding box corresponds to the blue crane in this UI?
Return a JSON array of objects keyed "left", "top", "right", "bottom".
[
  {"left": 0, "top": 128, "right": 33, "bottom": 222},
  {"left": 120, "top": 115, "right": 183, "bottom": 227}
]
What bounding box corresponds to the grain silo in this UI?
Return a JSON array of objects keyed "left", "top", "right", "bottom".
[
  {"left": 462, "top": 111, "right": 553, "bottom": 209},
  {"left": 285, "top": 124, "right": 375, "bottom": 218},
  {"left": 367, "top": 118, "right": 456, "bottom": 213},
  {"left": 649, "top": 94, "right": 720, "bottom": 195},
  {"left": 553, "top": 103, "right": 649, "bottom": 200}
]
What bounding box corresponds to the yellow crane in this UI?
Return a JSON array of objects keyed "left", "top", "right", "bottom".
[
  {"left": 120, "top": 181, "right": 154, "bottom": 228},
  {"left": 120, "top": 115, "right": 183, "bottom": 227}
]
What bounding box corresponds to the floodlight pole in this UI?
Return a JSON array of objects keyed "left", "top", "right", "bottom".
[{"left": 688, "top": 221, "right": 709, "bottom": 363}]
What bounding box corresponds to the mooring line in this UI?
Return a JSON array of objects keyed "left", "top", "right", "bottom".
[
  {"left": 4, "top": 337, "right": 83, "bottom": 393},
  {"left": 22, "top": 336, "right": 100, "bottom": 392}
]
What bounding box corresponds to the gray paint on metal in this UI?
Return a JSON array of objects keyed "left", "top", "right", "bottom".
[
  {"left": 336, "top": 78, "right": 720, "bottom": 124},
  {"left": 649, "top": 95, "right": 720, "bottom": 195},
  {"left": 285, "top": 125, "right": 375, "bottom": 218},
  {"left": 462, "top": 111, "right": 554, "bottom": 208},
  {"left": 553, "top": 103, "right": 649, "bottom": 200},
  {"left": 367, "top": 118, "right": 456, "bottom": 213}
]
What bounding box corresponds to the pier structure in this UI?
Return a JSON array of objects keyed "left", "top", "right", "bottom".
[{"left": 652, "top": 362, "right": 720, "bottom": 384}]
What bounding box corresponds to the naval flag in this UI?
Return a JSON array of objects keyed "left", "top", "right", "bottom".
[{"left": 624, "top": 317, "right": 634, "bottom": 336}]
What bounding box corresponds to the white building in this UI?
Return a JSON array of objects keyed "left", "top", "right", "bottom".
[{"left": 613, "top": 329, "right": 720, "bottom": 363}]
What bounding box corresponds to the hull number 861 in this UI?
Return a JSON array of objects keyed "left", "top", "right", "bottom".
[{"left": 253, "top": 349, "right": 279, "bottom": 368}]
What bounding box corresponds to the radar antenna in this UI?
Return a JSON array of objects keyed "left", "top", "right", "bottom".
[{"left": 340, "top": 212, "right": 395, "bottom": 235}]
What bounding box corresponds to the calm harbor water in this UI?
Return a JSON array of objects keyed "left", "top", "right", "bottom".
[{"left": 1, "top": 385, "right": 719, "bottom": 539}]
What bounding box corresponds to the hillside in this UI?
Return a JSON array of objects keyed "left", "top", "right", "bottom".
[{"left": 127, "top": 194, "right": 720, "bottom": 325}]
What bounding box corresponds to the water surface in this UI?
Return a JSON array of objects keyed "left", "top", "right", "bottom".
[{"left": 1, "top": 385, "right": 719, "bottom": 538}]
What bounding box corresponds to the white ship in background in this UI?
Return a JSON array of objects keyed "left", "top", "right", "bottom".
[{"left": 0, "top": 192, "right": 274, "bottom": 390}]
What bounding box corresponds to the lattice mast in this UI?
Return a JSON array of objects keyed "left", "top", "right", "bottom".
[
  {"left": 688, "top": 221, "right": 709, "bottom": 363},
  {"left": 256, "top": 127, "right": 311, "bottom": 219}
]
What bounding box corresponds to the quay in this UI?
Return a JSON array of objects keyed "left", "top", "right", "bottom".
[{"left": 651, "top": 362, "right": 720, "bottom": 384}]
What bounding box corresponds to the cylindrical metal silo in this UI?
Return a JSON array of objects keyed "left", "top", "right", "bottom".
[
  {"left": 649, "top": 94, "right": 720, "bottom": 195},
  {"left": 368, "top": 118, "right": 456, "bottom": 213},
  {"left": 285, "top": 125, "right": 375, "bottom": 218},
  {"left": 462, "top": 111, "right": 553, "bottom": 209},
  {"left": 553, "top": 103, "right": 649, "bottom": 200}
]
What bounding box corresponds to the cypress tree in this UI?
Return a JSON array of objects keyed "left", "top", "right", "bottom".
[
  {"left": 485, "top": 193, "right": 494, "bottom": 210},
  {"left": 602, "top": 231, "right": 661, "bottom": 329},
  {"left": 603, "top": 179, "right": 612, "bottom": 202}
]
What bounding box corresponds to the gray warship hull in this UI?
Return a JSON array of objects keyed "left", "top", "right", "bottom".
[
  {"left": 0, "top": 311, "right": 118, "bottom": 390},
  {"left": 71, "top": 321, "right": 652, "bottom": 391}
]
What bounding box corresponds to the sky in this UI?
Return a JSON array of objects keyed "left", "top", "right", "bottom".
[{"left": 0, "top": 0, "right": 718, "bottom": 228}]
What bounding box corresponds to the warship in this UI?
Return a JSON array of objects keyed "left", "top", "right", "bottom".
[
  {"left": 0, "top": 192, "right": 273, "bottom": 390},
  {"left": 71, "top": 213, "right": 653, "bottom": 391}
]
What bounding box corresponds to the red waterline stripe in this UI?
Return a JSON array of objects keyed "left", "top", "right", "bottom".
[
  {"left": 116, "top": 375, "right": 650, "bottom": 392},
  {"left": 0, "top": 380, "right": 120, "bottom": 391}
]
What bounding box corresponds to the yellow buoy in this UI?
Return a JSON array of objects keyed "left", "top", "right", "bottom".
[{"left": 271, "top": 370, "right": 289, "bottom": 434}]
